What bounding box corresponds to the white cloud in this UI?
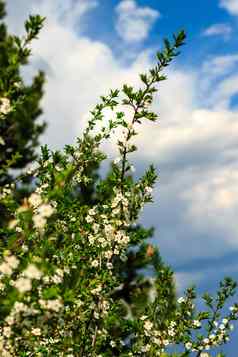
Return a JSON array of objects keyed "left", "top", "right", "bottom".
[
  {"left": 137, "top": 108, "right": 238, "bottom": 161},
  {"left": 115, "top": 0, "right": 160, "bottom": 43},
  {"left": 6, "top": 0, "right": 98, "bottom": 34},
  {"left": 220, "top": 0, "right": 238, "bottom": 15},
  {"left": 211, "top": 74, "right": 238, "bottom": 109},
  {"left": 202, "top": 23, "right": 232, "bottom": 38},
  {"left": 202, "top": 54, "right": 238, "bottom": 78},
  {"left": 182, "top": 165, "right": 238, "bottom": 246}
]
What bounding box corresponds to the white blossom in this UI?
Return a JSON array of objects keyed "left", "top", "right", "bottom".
[
  {"left": 5, "top": 255, "right": 19, "bottom": 269},
  {"left": 0, "top": 262, "right": 12, "bottom": 276},
  {"left": 33, "top": 214, "right": 46, "bottom": 229},
  {"left": 177, "top": 297, "right": 185, "bottom": 304},
  {"left": 91, "top": 260, "right": 99, "bottom": 268},
  {"left": 144, "top": 320, "right": 153, "bottom": 331},
  {"left": 14, "top": 277, "right": 32, "bottom": 293},
  {"left": 23, "top": 264, "right": 42, "bottom": 280},
  {"left": 31, "top": 328, "right": 41, "bottom": 336},
  {"left": 37, "top": 203, "right": 54, "bottom": 218},
  {"left": 193, "top": 320, "right": 201, "bottom": 328},
  {"left": 28, "top": 193, "right": 42, "bottom": 208},
  {"left": 0, "top": 97, "right": 11, "bottom": 115},
  {"left": 3, "top": 327, "right": 11, "bottom": 338},
  {"left": 185, "top": 342, "right": 192, "bottom": 350}
]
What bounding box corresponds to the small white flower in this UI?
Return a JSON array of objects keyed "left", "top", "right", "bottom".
[
  {"left": 5, "top": 315, "right": 15, "bottom": 325},
  {"left": 0, "top": 97, "right": 11, "bottom": 115},
  {"left": 0, "top": 262, "right": 12, "bottom": 275},
  {"left": 106, "top": 262, "right": 113, "bottom": 269},
  {"left": 177, "top": 297, "right": 185, "bottom": 304},
  {"left": 144, "top": 320, "right": 153, "bottom": 331},
  {"left": 56, "top": 268, "right": 64, "bottom": 277},
  {"left": 140, "top": 315, "right": 148, "bottom": 321},
  {"left": 23, "top": 264, "right": 42, "bottom": 280},
  {"left": 185, "top": 342, "right": 192, "bottom": 350},
  {"left": 104, "top": 250, "right": 113, "bottom": 259},
  {"left": 22, "top": 245, "right": 28, "bottom": 252},
  {"left": 86, "top": 215, "right": 94, "bottom": 223},
  {"left": 51, "top": 274, "right": 62, "bottom": 284},
  {"left": 144, "top": 186, "right": 153, "bottom": 194},
  {"left": 88, "top": 235, "right": 95, "bottom": 245},
  {"left": 92, "top": 223, "right": 99, "bottom": 233},
  {"left": 91, "top": 285, "right": 102, "bottom": 295},
  {"left": 13, "top": 302, "right": 27, "bottom": 313},
  {"left": 38, "top": 204, "right": 54, "bottom": 218},
  {"left": 168, "top": 328, "right": 175, "bottom": 336},
  {"left": 28, "top": 193, "right": 42, "bottom": 208},
  {"left": 3, "top": 327, "right": 11, "bottom": 337},
  {"left": 94, "top": 311, "right": 99, "bottom": 319},
  {"left": 32, "top": 327, "right": 41, "bottom": 336},
  {"left": 45, "top": 299, "right": 63, "bottom": 312},
  {"left": 5, "top": 255, "right": 19, "bottom": 269},
  {"left": 33, "top": 214, "right": 46, "bottom": 229},
  {"left": 88, "top": 208, "right": 96, "bottom": 216},
  {"left": 110, "top": 341, "right": 116, "bottom": 348},
  {"left": 91, "top": 260, "right": 99, "bottom": 268},
  {"left": 26, "top": 167, "right": 35, "bottom": 175},
  {"left": 193, "top": 320, "right": 201, "bottom": 328},
  {"left": 55, "top": 165, "right": 62, "bottom": 171},
  {"left": 14, "top": 277, "right": 32, "bottom": 293},
  {"left": 141, "top": 344, "right": 150, "bottom": 352}
]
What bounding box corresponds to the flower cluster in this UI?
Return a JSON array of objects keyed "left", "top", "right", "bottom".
[
  {"left": 0, "top": 97, "right": 11, "bottom": 116},
  {"left": 28, "top": 192, "right": 55, "bottom": 229}
]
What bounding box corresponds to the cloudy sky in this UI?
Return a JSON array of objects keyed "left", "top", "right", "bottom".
[{"left": 5, "top": 0, "right": 238, "bottom": 354}]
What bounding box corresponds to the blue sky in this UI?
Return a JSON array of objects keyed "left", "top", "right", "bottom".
[{"left": 6, "top": 0, "right": 238, "bottom": 355}]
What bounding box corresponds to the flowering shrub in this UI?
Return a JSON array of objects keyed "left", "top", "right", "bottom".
[{"left": 0, "top": 12, "right": 237, "bottom": 357}]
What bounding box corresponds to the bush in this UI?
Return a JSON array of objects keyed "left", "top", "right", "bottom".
[{"left": 0, "top": 11, "right": 237, "bottom": 357}]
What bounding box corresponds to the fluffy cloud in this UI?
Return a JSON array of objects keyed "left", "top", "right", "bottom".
[
  {"left": 220, "top": 0, "right": 238, "bottom": 15},
  {"left": 182, "top": 165, "right": 238, "bottom": 243},
  {"left": 115, "top": 0, "right": 160, "bottom": 43},
  {"left": 202, "top": 23, "right": 232, "bottom": 38},
  {"left": 6, "top": 0, "right": 98, "bottom": 34},
  {"left": 202, "top": 54, "right": 238, "bottom": 78}
]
